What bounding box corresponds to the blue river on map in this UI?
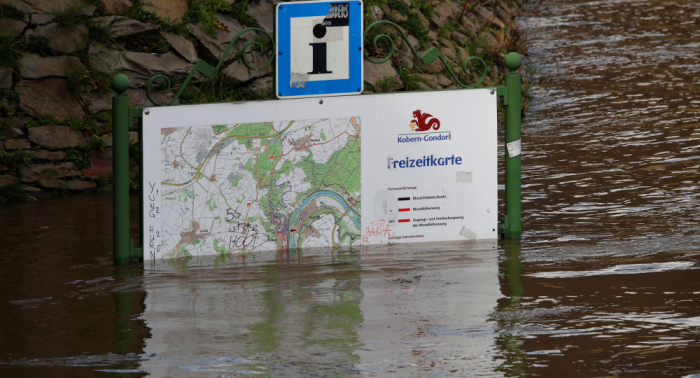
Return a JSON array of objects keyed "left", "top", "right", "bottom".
[{"left": 288, "top": 190, "right": 361, "bottom": 249}]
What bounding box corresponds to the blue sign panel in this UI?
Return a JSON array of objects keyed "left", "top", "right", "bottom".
[{"left": 276, "top": 0, "right": 363, "bottom": 98}]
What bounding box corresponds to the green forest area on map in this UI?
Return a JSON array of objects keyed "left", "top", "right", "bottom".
[{"left": 158, "top": 117, "right": 362, "bottom": 258}]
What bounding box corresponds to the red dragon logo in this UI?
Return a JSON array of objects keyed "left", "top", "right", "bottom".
[{"left": 410, "top": 110, "right": 440, "bottom": 131}]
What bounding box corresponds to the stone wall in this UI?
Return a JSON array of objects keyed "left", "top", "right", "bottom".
[{"left": 0, "top": 0, "right": 524, "bottom": 200}]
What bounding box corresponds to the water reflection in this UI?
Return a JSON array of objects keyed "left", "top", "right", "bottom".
[
  {"left": 3, "top": 0, "right": 700, "bottom": 375},
  {"left": 138, "top": 242, "right": 501, "bottom": 376}
]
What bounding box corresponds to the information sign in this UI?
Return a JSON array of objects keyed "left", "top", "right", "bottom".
[
  {"left": 275, "top": 0, "right": 363, "bottom": 98},
  {"left": 142, "top": 90, "right": 497, "bottom": 260}
]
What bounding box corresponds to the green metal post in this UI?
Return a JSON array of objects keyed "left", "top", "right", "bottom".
[
  {"left": 112, "top": 74, "right": 131, "bottom": 264},
  {"left": 503, "top": 52, "right": 522, "bottom": 238}
]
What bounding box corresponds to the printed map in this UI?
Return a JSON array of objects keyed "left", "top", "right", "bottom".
[{"left": 158, "top": 117, "right": 361, "bottom": 257}]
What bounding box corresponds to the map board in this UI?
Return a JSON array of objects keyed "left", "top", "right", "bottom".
[{"left": 142, "top": 90, "right": 497, "bottom": 260}]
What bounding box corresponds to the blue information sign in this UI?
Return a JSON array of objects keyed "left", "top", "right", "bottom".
[{"left": 275, "top": 0, "right": 363, "bottom": 98}]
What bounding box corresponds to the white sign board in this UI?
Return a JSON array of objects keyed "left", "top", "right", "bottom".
[
  {"left": 142, "top": 90, "right": 497, "bottom": 260},
  {"left": 275, "top": 0, "right": 363, "bottom": 98}
]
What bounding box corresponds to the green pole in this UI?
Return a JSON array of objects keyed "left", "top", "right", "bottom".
[
  {"left": 503, "top": 52, "right": 522, "bottom": 238},
  {"left": 112, "top": 74, "right": 131, "bottom": 264}
]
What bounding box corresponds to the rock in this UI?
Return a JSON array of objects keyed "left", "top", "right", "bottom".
[
  {"left": 3, "top": 139, "right": 31, "bottom": 150},
  {"left": 386, "top": 8, "right": 407, "bottom": 22},
  {"left": 482, "top": 30, "right": 499, "bottom": 50},
  {"left": 0, "top": 117, "right": 28, "bottom": 136},
  {"left": 102, "top": 134, "right": 113, "bottom": 147},
  {"left": 407, "top": 35, "right": 420, "bottom": 51},
  {"left": 450, "top": 31, "right": 469, "bottom": 46},
  {"left": 0, "top": 18, "right": 27, "bottom": 35},
  {"left": 37, "top": 178, "right": 96, "bottom": 191},
  {"left": 0, "top": 175, "right": 15, "bottom": 187},
  {"left": 247, "top": 0, "right": 274, "bottom": 33},
  {"left": 19, "top": 55, "right": 84, "bottom": 79},
  {"left": 438, "top": 74, "right": 453, "bottom": 87},
  {"left": 141, "top": 0, "right": 188, "bottom": 22},
  {"left": 223, "top": 55, "right": 273, "bottom": 83},
  {"left": 364, "top": 60, "right": 401, "bottom": 88},
  {"left": 82, "top": 148, "right": 113, "bottom": 179},
  {"left": 5, "top": 0, "right": 92, "bottom": 13},
  {"left": 30, "top": 14, "right": 54, "bottom": 26},
  {"left": 82, "top": 91, "right": 112, "bottom": 114},
  {"left": 415, "top": 80, "right": 432, "bottom": 91},
  {"left": 428, "top": 30, "right": 439, "bottom": 42},
  {"left": 414, "top": 11, "right": 430, "bottom": 29},
  {"left": 18, "top": 79, "right": 85, "bottom": 122},
  {"left": 163, "top": 32, "right": 198, "bottom": 63},
  {"left": 495, "top": 6, "right": 512, "bottom": 24},
  {"left": 457, "top": 47, "right": 470, "bottom": 62},
  {"left": 1, "top": 127, "right": 25, "bottom": 138},
  {"left": 21, "top": 162, "right": 81, "bottom": 183},
  {"left": 475, "top": 5, "right": 505, "bottom": 29},
  {"left": 457, "top": 17, "right": 478, "bottom": 33},
  {"left": 97, "top": 0, "right": 132, "bottom": 15},
  {"left": 434, "top": 3, "right": 454, "bottom": 21},
  {"left": 187, "top": 13, "right": 247, "bottom": 61},
  {"left": 369, "top": 5, "right": 384, "bottom": 21},
  {"left": 90, "top": 45, "right": 192, "bottom": 87},
  {"left": 125, "top": 88, "right": 180, "bottom": 108},
  {"left": 25, "top": 23, "right": 88, "bottom": 55},
  {"left": 398, "top": 54, "right": 414, "bottom": 70},
  {"left": 0, "top": 67, "right": 11, "bottom": 89},
  {"left": 250, "top": 76, "right": 273, "bottom": 94},
  {"left": 2, "top": 0, "right": 73, "bottom": 13},
  {"left": 420, "top": 74, "right": 439, "bottom": 89},
  {"left": 439, "top": 45, "right": 456, "bottom": 61},
  {"left": 96, "top": 16, "right": 160, "bottom": 40},
  {"left": 28, "top": 125, "right": 89, "bottom": 150},
  {"left": 33, "top": 150, "right": 67, "bottom": 160}
]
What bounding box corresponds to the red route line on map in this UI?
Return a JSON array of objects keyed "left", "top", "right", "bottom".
[{"left": 227, "top": 122, "right": 360, "bottom": 248}]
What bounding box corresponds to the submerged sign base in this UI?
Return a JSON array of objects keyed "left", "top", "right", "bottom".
[{"left": 142, "top": 90, "right": 497, "bottom": 260}]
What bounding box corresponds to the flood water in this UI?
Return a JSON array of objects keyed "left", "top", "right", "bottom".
[{"left": 2, "top": 0, "right": 700, "bottom": 376}]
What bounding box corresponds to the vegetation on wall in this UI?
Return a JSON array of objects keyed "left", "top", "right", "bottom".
[{"left": 0, "top": 0, "right": 529, "bottom": 201}]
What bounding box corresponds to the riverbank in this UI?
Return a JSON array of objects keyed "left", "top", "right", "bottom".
[{"left": 0, "top": 0, "right": 528, "bottom": 202}]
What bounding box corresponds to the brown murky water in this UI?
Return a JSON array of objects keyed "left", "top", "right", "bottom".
[{"left": 2, "top": 0, "right": 700, "bottom": 376}]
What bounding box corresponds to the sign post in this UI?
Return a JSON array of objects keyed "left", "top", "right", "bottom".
[{"left": 501, "top": 53, "right": 522, "bottom": 239}]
